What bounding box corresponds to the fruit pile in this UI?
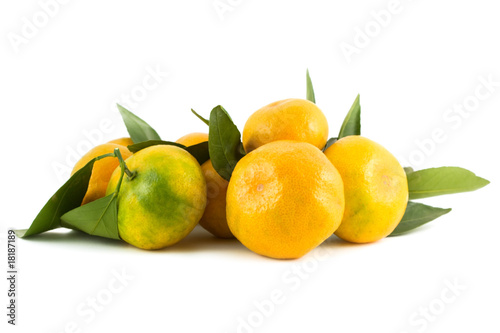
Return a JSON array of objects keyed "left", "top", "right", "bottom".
[{"left": 18, "top": 72, "right": 489, "bottom": 259}]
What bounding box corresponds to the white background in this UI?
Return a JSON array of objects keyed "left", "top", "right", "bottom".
[{"left": 1, "top": 1, "right": 499, "bottom": 332}]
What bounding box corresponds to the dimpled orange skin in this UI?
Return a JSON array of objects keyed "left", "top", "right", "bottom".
[
  {"left": 176, "top": 132, "right": 209, "bottom": 147},
  {"left": 226, "top": 141, "right": 345, "bottom": 259},
  {"left": 324, "top": 136, "right": 409, "bottom": 243},
  {"left": 199, "top": 160, "right": 233, "bottom": 238},
  {"left": 71, "top": 143, "right": 132, "bottom": 205},
  {"left": 242, "top": 99, "right": 329, "bottom": 153},
  {"left": 108, "top": 137, "right": 134, "bottom": 147}
]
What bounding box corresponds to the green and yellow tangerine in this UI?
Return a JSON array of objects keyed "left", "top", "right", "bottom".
[{"left": 107, "top": 145, "right": 207, "bottom": 250}]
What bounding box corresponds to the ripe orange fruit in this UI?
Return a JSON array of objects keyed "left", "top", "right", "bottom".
[
  {"left": 71, "top": 143, "right": 132, "bottom": 205},
  {"left": 199, "top": 160, "right": 233, "bottom": 238},
  {"left": 176, "top": 132, "right": 208, "bottom": 147},
  {"left": 226, "top": 140, "right": 344, "bottom": 259},
  {"left": 108, "top": 137, "right": 134, "bottom": 147},
  {"left": 324, "top": 136, "right": 408, "bottom": 243},
  {"left": 242, "top": 99, "right": 329, "bottom": 153},
  {"left": 106, "top": 145, "right": 207, "bottom": 250}
]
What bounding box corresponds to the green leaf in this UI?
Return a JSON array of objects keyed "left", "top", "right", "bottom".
[
  {"left": 338, "top": 94, "right": 361, "bottom": 138},
  {"left": 238, "top": 142, "right": 246, "bottom": 156},
  {"left": 407, "top": 167, "right": 490, "bottom": 199},
  {"left": 60, "top": 148, "right": 132, "bottom": 240},
  {"left": 61, "top": 194, "right": 120, "bottom": 240},
  {"left": 306, "top": 69, "right": 316, "bottom": 103},
  {"left": 127, "top": 140, "right": 209, "bottom": 165},
  {"left": 127, "top": 140, "right": 185, "bottom": 153},
  {"left": 191, "top": 108, "right": 210, "bottom": 126},
  {"left": 117, "top": 104, "right": 161, "bottom": 143},
  {"left": 209, "top": 105, "right": 245, "bottom": 181},
  {"left": 322, "top": 137, "right": 337, "bottom": 152},
  {"left": 15, "top": 154, "right": 113, "bottom": 238},
  {"left": 389, "top": 201, "right": 452, "bottom": 237},
  {"left": 185, "top": 141, "right": 210, "bottom": 165}
]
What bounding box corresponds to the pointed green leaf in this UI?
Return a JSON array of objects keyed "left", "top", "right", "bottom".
[
  {"left": 185, "top": 141, "right": 210, "bottom": 165},
  {"left": 61, "top": 194, "right": 120, "bottom": 240},
  {"left": 15, "top": 155, "right": 111, "bottom": 238},
  {"left": 306, "top": 69, "right": 316, "bottom": 103},
  {"left": 338, "top": 94, "right": 361, "bottom": 138},
  {"left": 117, "top": 104, "right": 161, "bottom": 143},
  {"left": 407, "top": 167, "right": 490, "bottom": 199},
  {"left": 209, "top": 105, "right": 245, "bottom": 181},
  {"left": 389, "top": 201, "right": 452, "bottom": 236},
  {"left": 127, "top": 140, "right": 209, "bottom": 165},
  {"left": 191, "top": 108, "right": 210, "bottom": 126},
  {"left": 127, "top": 140, "right": 185, "bottom": 153},
  {"left": 322, "top": 137, "right": 337, "bottom": 152},
  {"left": 60, "top": 148, "right": 130, "bottom": 240}
]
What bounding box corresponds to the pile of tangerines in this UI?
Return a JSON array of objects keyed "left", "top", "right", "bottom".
[{"left": 72, "top": 98, "right": 408, "bottom": 259}]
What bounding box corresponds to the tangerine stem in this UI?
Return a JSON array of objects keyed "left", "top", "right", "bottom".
[{"left": 114, "top": 148, "right": 136, "bottom": 180}]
